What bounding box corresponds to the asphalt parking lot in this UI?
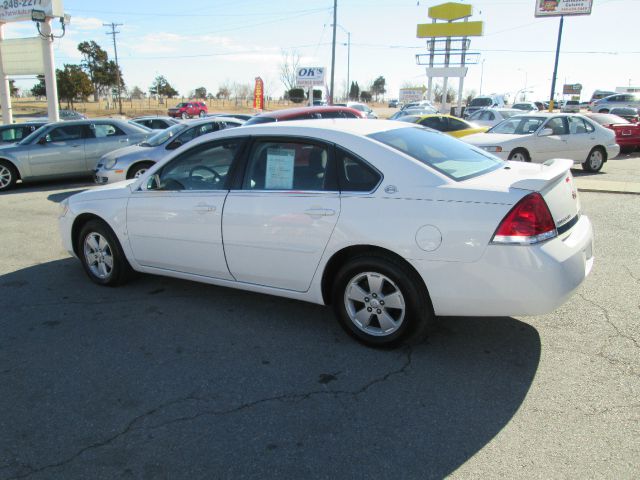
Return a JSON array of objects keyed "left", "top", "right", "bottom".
[{"left": 1, "top": 157, "right": 638, "bottom": 479}]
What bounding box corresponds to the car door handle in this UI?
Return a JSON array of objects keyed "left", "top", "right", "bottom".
[
  {"left": 194, "top": 203, "right": 216, "bottom": 213},
  {"left": 305, "top": 208, "right": 336, "bottom": 217}
]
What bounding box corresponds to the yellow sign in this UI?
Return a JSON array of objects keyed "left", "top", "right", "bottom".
[
  {"left": 428, "top": 2, "right": 473, "bottom": 21},
  {"left": 417, "top": 21, "right": 484, "bottom": 38}
]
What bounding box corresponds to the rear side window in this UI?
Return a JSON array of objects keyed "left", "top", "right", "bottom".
[
  {"left": 368, "top": 126, "right": 502, "bottom": 182},
  {"left": 336, "top": 148, "right": 381, "bottom": 192},
  {"left": 92, "top": 123, "right": 125, "bottom": 138}
]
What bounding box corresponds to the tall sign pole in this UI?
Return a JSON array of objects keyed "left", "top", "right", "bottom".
[
  {"left": 534, "top": 0, "right": 593, "bottom": 111},
  {"left": 329, "top": 0, "right": 337, "bottom": 105},
  {"left": 40, "top": 18, "right": 59, "bottom": 122},
  {"left": 0, "top": 23, "right": 13, "bottom": 124}
]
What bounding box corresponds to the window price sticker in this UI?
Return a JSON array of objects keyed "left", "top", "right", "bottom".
[{"left": 265, "top": 148, "right": 295, "bottom": 190}]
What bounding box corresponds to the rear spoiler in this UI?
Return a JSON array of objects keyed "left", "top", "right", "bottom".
[{"left": 511, "top": 158, "right": 574, "bottom": 192}]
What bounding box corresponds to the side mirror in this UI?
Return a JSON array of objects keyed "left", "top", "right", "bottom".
[
  {"left": 539, "top": 128, "right": 554, "bottom": 136},
  {"left": 37, "top": 135, "right": 48, "bottom": 145},
  {"left": 166, "top": 139, "right": 182, "bottom": 150}
]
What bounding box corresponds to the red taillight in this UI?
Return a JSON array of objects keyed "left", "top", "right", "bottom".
[{"left": 492, "top": 192, "right": 557, "bottom": 244}]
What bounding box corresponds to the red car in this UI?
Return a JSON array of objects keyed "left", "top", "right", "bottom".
[
  {"left": 167, "top": 101, "right": 208, "bottom": 119},
  {"left": 585, "top": 113, "right": 640, "bottom": 153},
  {"left": 244, "top": 106, "right": 365, "bottom": 125}
]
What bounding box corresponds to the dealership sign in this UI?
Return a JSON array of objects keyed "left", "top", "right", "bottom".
[
  {"left": 296, "top": 67, "right": 325, "bottom": 87},
  {"left": 0, "top": 37, "right": 44, "bottom": 75},
  {"left": 534, "top": 0, "right": 593, "bottom": 17},
  {"left": 563, "top": 83, "right": 582, "bottom": 95},
  {"left": 0, "top": 0, "right": 64, "bottom": 23}
]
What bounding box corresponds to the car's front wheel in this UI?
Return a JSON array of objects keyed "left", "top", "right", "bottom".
[
  {"left": 199, "top": 110, "right": 206, "bottom": 118},
  {"left": 181, "top": 111, "right": 188, "bottom": 119},
  {"left": 127, "top": 161, "right": 154, "bottom": 179},
  {"left": 0, "top": 160, "right": 18, "bottom": 192},
  {"left": 583, "top": 147, "right": 606, "bottom": 172},
  {"left": 332, "top": 254, "right": 434, "bottom": 348},
  {"left": 78, "top": 220, "right": 133, "bottom": 286},
  {"left": 508, "top": 149, "right": 531, "bottom": 162}
]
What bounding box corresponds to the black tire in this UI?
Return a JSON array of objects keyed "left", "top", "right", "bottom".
[
  {"left": 77, "top": 219, "right": 133, "bottom": 286},
  {"left": 583, "top": 146, "right": 606, "bottom": 172},
  {"left": 127, "top": 161, "right": 154, "bottom": 180},
  {"left": 332, "top": 254, "right": 435, "bottom": 348},
  {"left": 0, "top": 160, "right": 18, "bottom": 192},
  {"left": 508, "top": 148, "right": 531, "bottom": 162}
]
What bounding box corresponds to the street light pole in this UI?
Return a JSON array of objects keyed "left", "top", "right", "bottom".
[
  {"left": 479, "top": 58, "right": 485, "bottom": 96},
  {"left": 346, "top": 32, "right": 350, "bottom": 101}
]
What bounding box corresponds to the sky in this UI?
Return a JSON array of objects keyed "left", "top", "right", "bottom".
[{"left": 4, "top": 0, "right": 640, "bottom": 104}]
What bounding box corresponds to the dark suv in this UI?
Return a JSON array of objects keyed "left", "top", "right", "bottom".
[
  {"left": 244, "top": 106, "right": 364, "bottom": 125},
  {"left": 168, "top": 102, "right": 208, "bottom": 119}
]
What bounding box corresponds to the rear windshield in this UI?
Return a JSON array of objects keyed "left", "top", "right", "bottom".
[
  {"left": 588, "top": 114, "right": 629, "bottom": 125},
  {"left": 368, "top": 127, "right": 502, "bottom": 181},
  {"left": 470, "top": 98, "right": 493, "bottom": 107}
]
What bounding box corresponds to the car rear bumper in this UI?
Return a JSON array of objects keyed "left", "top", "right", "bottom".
[
  {"left": 606, "top": 143, "right": 620, "bottom": 159},
  {"left": 414, "top": 215, "right": 594, "bottom": 317}
]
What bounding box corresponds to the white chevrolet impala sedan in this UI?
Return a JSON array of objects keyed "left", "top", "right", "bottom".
[{"left": 59, "top": 120, "right": 594, "bottom": 347}]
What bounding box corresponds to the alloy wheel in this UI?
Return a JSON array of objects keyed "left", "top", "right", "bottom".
[
  {"left": 0, "top": 164, "right": 12, "bottom": 189},
  {"left": 83, "top": 232, "right": 114, "bottom": 280}
]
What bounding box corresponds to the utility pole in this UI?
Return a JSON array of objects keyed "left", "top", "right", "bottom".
[
  {"left": 104, "top": 22, "right": 123, "bottom": 115},
  {"left": 329, "top": 0, "right": 337, "bottom": 105},
  {"left": 548, "top": 15, "right": 563, "bottom": 111}
]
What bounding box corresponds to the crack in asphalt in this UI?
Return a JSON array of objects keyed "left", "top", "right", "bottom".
[
  {"left": 3, "top": 348, "right": 412, "bottom": 480},
  {"left": 578, "top": 293, "right": 640, "bottom": 350}
]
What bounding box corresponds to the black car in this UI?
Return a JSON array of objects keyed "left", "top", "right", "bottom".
[
  {"left": 0, "top": 122, "right": 47, "bottom": 144},
  {"left": 131, "top": 116, "right": 181, "bottom": 130}
]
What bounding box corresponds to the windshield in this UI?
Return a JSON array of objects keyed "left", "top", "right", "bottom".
[
  {"left": 368, "top": 126, "right": 502, "bottom": 181},
  {"left": 470, "top": 98, "right": 493, "bottom": 107},
  {"left": 141, "top": 123, "right": 188, "bottom": 147},
  {"left": 489, "top": 116, "right": 545, "bottom": 134}
]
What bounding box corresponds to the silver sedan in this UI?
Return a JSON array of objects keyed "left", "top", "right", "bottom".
[
  {"left": 0, "top": 119, "right": 151, "bottom": 191},
  {"left": 94, "top": 117, "right": 244, "bottom": 184}
]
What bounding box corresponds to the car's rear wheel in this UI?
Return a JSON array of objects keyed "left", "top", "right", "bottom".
[
  {"left": 0, "top": 160, "right": 18, "bottom": 192},
  {"left": 181, "top": 112, "right": 188, "bottom": 119},
  {"left": 508, "top": 149, "right": 531, "bottom": 162},
  {"left": 583, "top": 147, "right": 605, "bottom": 172},
  {"left": 332, "top": 254, "right": 434, "bottom": 348},
  {"left": 199, "top": 110, "right": 205, "bottom": 118},
  {"left": 78, "top": 220, "right": 133, "bottom": 286},
  {"left": 127, "top": 161, "right": 154, "bottom": 179}
]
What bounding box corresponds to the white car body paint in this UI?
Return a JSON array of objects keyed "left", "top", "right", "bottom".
[{"left": 59, "top": 120, "right": 594, "bottom": 318}]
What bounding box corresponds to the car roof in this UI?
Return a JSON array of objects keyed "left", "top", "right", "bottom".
[
  {"left": 133, "top": 115, "right": 175, "bottom": 120},
  {"left": 234, "top": 118, "right": 410, "bottom": 136},
  {"left": 253, "top": 106, "right": 362, "bottom": 119}
]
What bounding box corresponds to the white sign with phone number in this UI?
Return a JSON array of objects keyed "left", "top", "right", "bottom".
[{"left": 0, "top": 0, "right": 63, "bottom": 23}]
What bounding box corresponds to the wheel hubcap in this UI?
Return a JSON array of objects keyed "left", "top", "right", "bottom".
[
  {"left": 590, "top": 151, "right": 603, "bottom": 169},
  {"left": 0, "top": 165, "right": 11, "bottom": 188},
  {"left": 83, "top": 232, "right": 114, "bottom": 279},
  {"left": 344, "top": 272, "right": 406, "bottom": 337},
  {"left": 134, "top": 168, "right": 147, "bottom": 178}
]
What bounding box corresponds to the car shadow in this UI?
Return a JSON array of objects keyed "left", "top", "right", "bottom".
[
  {"left": 0, "top": 259, "right": 541, "bottom": 479},
  {"left": 0, "top": 177, "right": 95, "bottom": 196}
]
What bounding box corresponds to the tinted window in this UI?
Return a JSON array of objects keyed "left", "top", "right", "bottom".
[
  {"left": 447, "top": 118, "right": 469, "bottom": 131},
  {"left": 336, "top": 148, "right": 381, "bottom": 192},
  {"left": 92, "top": 123, "right": 125, "bottom": 138},
  {"left": 149, "top": 119, "right": 169, "bottom": 129},
  {"left": 1, "top": 127, "right": 21, "bottom": 142},
  {"left": 243, "top": 140, "right": 336, "bottom": 191},
  {"left": 419, "top": 116, "right": 447, "bottom": 131},
  {"left": 470, "top": 98, "right": 493, "bottom": 107},
  {"left": 320, "top": 111, "right": 346, "bottom": 119},
  {"left": 151, "top": 139, "right": 242, "bottom": 191},
  {"left": 176, "top": 123, "right": 218, "bottom": 144},
  {"left": 368, "top": 127, "right": 502, "bottom": 182}
]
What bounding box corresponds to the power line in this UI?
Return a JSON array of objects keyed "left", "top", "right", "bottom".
[{"left": 104, "top": 22, "right": 123, "bottom": 115}]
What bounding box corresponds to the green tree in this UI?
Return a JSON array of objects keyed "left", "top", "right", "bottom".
[
  {"left": 371, "top": 76, "right": 386, "bottom": 101},
  {"left": 216, "top": 85, "right": 231, "bottom": 100},
  {"left": 78, "top": 41, "right": 123, "bottom": 101},
  {"left": 56, "top": 64, "right": 93, "bottom": 108},
  {"left": 360, "top": 91, "right": 372, "bottom": 102},
  {"left": 288, "top": 88, "right": 305, "bottom": 103},
  {"left": 130, "top": 86, "right": 145, "bottom": 99},
  {"left": 9, "top": 80, "right": 19, "bottom": 97},
  {"left": 349, "top": 81, "right": 360, "bottom": 101},
  {"left": 31, "top": 75, "right": 46, "bottom": 97},
  {"left": 313, "top": 89, "right": 322, "bottom": 100},
  {"left": 149, "top": 75, "right": 179, "bottom": 98},
  {"left": 194, "top": 86, "right": 207, "bottom": 98}
]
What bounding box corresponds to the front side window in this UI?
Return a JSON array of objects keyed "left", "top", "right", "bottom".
[
  {"left": 242, "top": 140, "right": 335, "bottom": 191},
  {"left": 92, "top": 123, "right": 125, "bottom": 138},
  {"left": 47, "top": 125, "right": 86, "bottom": 142},
  {"left": 368, "top": 126, "right": 502, "bottom": 182},
  {"left": 419, "top": 116, "right": 447, "bottom": 131},
  {"left": 544, "top": 117, "right": 568, "bottom": 135},
  {"left": 149, "top": 139, "right": 243, "bottom": 191},
  {"left": 1, "top": 127, "right": 20, "bottom": 141}
]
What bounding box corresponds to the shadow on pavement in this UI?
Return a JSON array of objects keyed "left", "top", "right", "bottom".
[
  {"left": 0, "top": 177, "right": 94, "bottom": 196},
  {"left": 0, "top": 259, "right": 541, "bottom": 479}
]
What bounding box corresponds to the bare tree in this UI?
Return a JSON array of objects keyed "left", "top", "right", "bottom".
[{"left": 280, "top": 49, "right": 301, "bottom": 92}]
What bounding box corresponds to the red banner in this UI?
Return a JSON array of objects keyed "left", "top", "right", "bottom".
[{"left": 253, "top": 77, "right": 264, "bottom": 110}]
